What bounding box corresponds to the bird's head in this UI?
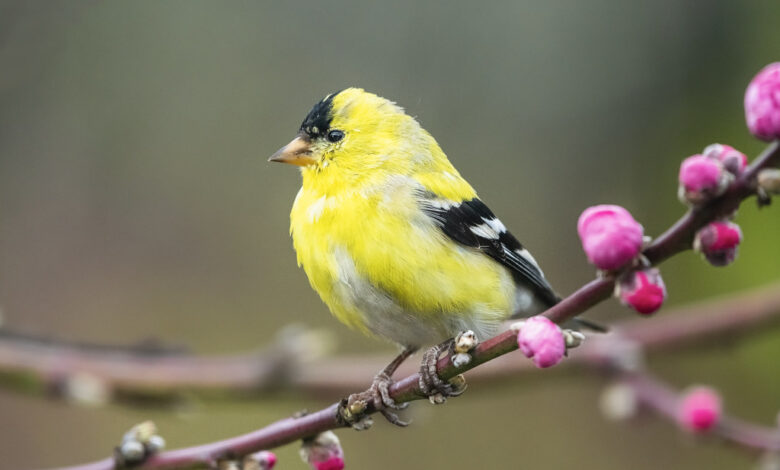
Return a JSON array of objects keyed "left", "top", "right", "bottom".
[{"left": 270, "top": 88, "right": 440, "bottom": 187}]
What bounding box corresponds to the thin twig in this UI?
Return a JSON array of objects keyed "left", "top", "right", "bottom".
[
  {"left": 2, "top": 281, "right": 779, "bottom": 401},
  {"left": 0, "top": 326, "right": 325, "bottom": 404},
  {"left": 624, "top": 371, "right": 780, "bottom": 452}
]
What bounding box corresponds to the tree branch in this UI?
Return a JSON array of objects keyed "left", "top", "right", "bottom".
[{"left": 51, "top": 140, "right": 780, "bottom": 470}]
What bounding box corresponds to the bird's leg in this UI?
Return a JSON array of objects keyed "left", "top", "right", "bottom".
[
  {"left": 418, "top": 338, "right": 467, "bottom": 402},
  {"left": 373, "top": 346, "right": 417, "bottom": 411},
  {"left": 342, "top": 346, "right": 418, "bottom": 428}
]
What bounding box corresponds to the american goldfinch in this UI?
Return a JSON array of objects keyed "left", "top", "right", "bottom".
[{"left": 271, "top": 88, "right": 563, "bottom": 424}]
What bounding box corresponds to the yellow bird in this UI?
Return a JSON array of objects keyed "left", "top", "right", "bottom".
[{"left": 271, "top": 88, "right": 562, "bottom": 424}]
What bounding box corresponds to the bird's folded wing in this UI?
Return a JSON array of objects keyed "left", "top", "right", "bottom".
[{"left": 418, "top": 192, "right": 559, "bottom": 308}]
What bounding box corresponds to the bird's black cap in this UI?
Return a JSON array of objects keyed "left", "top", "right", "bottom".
[{"left": 300, "top": 91, "right": 342, "bottom": 139}]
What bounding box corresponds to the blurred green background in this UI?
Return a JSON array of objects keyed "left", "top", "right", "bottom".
[{"left": 1, "top": 1, "right": 779, "bottom": 469}]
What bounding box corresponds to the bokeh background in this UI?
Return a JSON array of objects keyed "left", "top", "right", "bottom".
[{"left": 1, "top": 1, "right": 779, "bottom": 469}]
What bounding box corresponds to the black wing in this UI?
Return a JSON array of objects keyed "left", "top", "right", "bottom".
[{"left": 420, "top": 195, "right": 559, "bottom": 308}]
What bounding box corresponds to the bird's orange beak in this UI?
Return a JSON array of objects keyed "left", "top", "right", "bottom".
[{"left": 268, "top": 133, "right": 316, "bottom": 166}]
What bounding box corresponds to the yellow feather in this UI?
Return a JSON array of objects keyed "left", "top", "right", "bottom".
[{"left": 287, "top": 88, "right": 518, "bottom": 345}]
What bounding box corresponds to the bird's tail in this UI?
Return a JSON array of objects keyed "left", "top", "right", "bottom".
[
  {"left": 568, "top": 316, "right": 608, "bottom": 333},
  {"left": 512, "top": 291, "right": 608, "bottom": 333}
]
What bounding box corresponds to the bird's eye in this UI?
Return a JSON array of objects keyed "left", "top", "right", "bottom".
[{"left": 326, "top": 129, "right": 344, "bottom": 143}]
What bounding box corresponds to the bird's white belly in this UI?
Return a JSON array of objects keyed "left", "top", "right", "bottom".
[{"left": 331, "top": 246, "right": 502, "bottom": 346}]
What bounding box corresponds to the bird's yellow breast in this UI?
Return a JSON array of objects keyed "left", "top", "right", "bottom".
[{"left": 290, "top": 175, "right": 517, "bottom": 344}]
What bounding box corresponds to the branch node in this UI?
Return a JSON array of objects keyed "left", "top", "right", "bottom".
[
  {"left": 336, "top": 398, "right": 373, "bottom": 430},
  {"left": 452, "top": 330, "right": 478, "bottom": 368},
  {"left": 563, "top": 330, "right": 586, "bottom": 349},
  {"left": 113, "top": 421, "right": 166, "bottom": 468}
]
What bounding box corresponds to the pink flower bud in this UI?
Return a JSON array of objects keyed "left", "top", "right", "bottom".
[
  {"left": 577, "top": 205, "right": 644, "bottom": 271},
  {"left": 678, "top": 386, "right": 722, "bottom": 433},
  {"left": 313, "top": 458, "right": 345, "bottom": 470},
  {"left": 616, "top": 268, "right": 666, "bottom": 315},
  {"left": 678, "top": 155, "right": 732, "bottom": 205},
  {"left": 694, "top": 221, "right": 742, "bottom": 267},
  {"left": 246, "top": 451, "right": 278, "bottom": 470},
  {"left": 261, "top": 451, "right": 278, "bottom": 470},
  {"left": 745, "top": 62, "right": 780, "bottom": 141},
  {"left": 702, "top": 143, "right": 748, "bottom": 176},
  {"left": 301, "top": 431, "right": 344, "bottom": 470},
  {"left": 517, "top": 316, "right": 565, "bottom": 368}
]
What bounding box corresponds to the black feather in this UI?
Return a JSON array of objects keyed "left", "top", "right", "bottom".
[
  {"left": 300, "top": 91, "right": 342, "bottom": 139},
  {"left": 420, "top": 195, "right": 559, "bottom": 308}
]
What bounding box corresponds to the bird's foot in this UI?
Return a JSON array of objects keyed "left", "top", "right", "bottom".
[
  {"left": 340, "top": 372, "right": 409, "bottom": 429},
  {"left": 418, "top": 338, "right": 468, "bottom": 404},
  {"left": 339, "top": 347, "right": 417, "bottom": 429}
]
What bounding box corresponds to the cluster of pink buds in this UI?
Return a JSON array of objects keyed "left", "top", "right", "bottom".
[
  {"left": 745, "top": 62, "right": 780, "bottom": 141},
  {"left": 672, "top": 138, "right": 748, "bottom": 266},
  {"left": 677, "top": 145, "right": 745, "bottom": 266},
  {"left": 300, "top": 431, "right": 345, "bottom": 470},
  {"left": 677, "top": 386, "right": 722, "bottom": 433},
  {"left": 683, "top": 62, "right": 780, "bottom": 266},
  {"left": 575, "top": 63, "right": 780, "bottom": 312},
  {"left": 577, "top": 205, "right": 667, "bottom": 315},
  {"left": 687, "top": 61, "right": 780, "bottom": 267},
  {"left": 678, "top": 140, "right": 751, "bottom": 207}
]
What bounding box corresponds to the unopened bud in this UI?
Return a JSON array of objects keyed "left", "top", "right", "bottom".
[
  {"left": 678, "top": 386, "right": 722, "bottom": 433},
  {"left": 702, "top": 143, "right": 748, "bottom": 176},
  {"left": 146, "top": 435, "right": 166, "bottom": 453},
  {"left": 745, "top": 62, "right": 780, "bottom": 141},
  {"left": 678, "top": 155, "right": 732, "bottom": 205},
  {"left": 301, "top": 431, "right": 345, "bottom": 470},
  {"left": 63, "top": 372, "right": 110, "bottom": 407},
  {"left": 448, "top": 374, "right": 467, "bottom": 395},
  {"left": 758, "top": 169, "right": 780, "bottom": 194},
  {"left": 616, "top": 268, "right": 667, "bottom": 315},
  {"left": 562, "top": 330, "right": 586, "bottom": 349},
  {"left": 451, "top": 353, "right": 471, "bottom": 368},
  {"left": 347, "top": 399, "right": 367, "bottom": 416},
  {"left": 517, "top": 316, "right": 565, "bottom": 368},
  {"left": 124, "top": 421, "right": 158, "bottom": 444},
  {"left": 694, "top": 221, "right": 742, "bottom": 267},
  {"left": 453, "top": 330, "right": 477, "bottom": 353},
  {"left": 599, "top": 382, "right": 638, "bottom": 421},
  {"left": 452, "top": 330, "right": 477, "bottom": 368},
  {"left": 578, "top": 205, "right": 644, "bottom": 271},
  {"left": 118, "top": 440, "right": 145, "bottom": 463},
  {"left": 244, "top": 451, "right": 277, "bottom": 470}
]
